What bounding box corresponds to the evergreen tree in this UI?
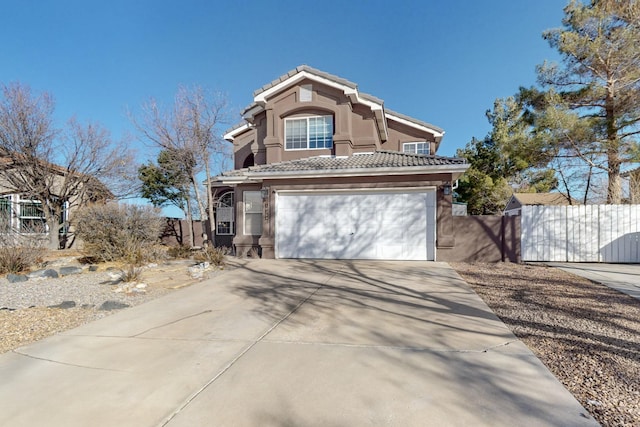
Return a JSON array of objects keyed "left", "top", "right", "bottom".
[
  {"left": 456, "top": 95, "right": 557, "bottom": 214},
  {"left": 536, "top": 0, "right": 640, "bottom": 203}
]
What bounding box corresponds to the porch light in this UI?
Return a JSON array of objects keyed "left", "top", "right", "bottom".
[
  {"left": 260, "top": 188, "right": 269, "bottom": 200},
  {"left": 443, "top": 183, "right": 452, "bottom": 196}
]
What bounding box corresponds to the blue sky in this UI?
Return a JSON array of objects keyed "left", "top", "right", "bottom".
[{"left": 1, "top": 0, "right": 565, "bottom": 173}]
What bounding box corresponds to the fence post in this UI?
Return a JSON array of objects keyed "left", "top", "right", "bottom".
[{"left": 501, "top": 215, "right": 506, "bottom": 262}]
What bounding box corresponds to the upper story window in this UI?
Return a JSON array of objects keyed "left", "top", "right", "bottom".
[
  {"left": 403, "top": 142, "right": 430, "bottom": 155},
  {"left": 285, "top": 115, "right": 333, "bottom": 150}
]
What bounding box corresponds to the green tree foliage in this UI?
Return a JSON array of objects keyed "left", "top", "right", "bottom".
[
  {"left": 535, "top": 0, "right": 640, "bottom": 203},
  {"left": 456, "top": 96, "right": 557, "bottom": 214},
  {"left": 138, "top": 148, "right": 197, "bottom": 247},
  {"left": 132, "top": 86, "right": 232, "bottom": 244},
  {"left": 138, "top": 149, "right": 191, "bottom": 211}
]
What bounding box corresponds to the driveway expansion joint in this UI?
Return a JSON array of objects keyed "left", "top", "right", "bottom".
[
  {"left": 159, "top": 267, "right": 343, "bottom": 426},
  {"left": 259, "top": 339, "right": 528, "bottom": 355}
]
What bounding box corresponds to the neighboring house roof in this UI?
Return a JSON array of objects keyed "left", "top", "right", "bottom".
[
  {"left": 0, "top": 153, "right": 113, "bottom": 200},
  {"left": 621, "top": 166, "right": 640, "bottom": 177},
  {"left": 224, "top": 65, "right": 444, "bottom": 144},
  {"left": 216, "top": 150, "right": 468, "bottom": 183},
  {"left": 511, "top": 193, "right": 576, "bottom": 206}
]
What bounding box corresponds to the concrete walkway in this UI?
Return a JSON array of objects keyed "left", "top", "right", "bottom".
[
  {"left": 0, "top": 260, "right": 598, "bottom": 426},
  {"left": 547, "top": 262, "right": 640, "bottom": 301}
]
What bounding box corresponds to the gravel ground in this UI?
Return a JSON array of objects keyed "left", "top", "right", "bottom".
[
  {"left": 0, "top": 260, "right": 214, "bottom": 354},
  {"left": 451, "top": 262, "right": 640, "bottom": 427}
]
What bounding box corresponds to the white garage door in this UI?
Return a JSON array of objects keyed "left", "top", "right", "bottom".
[{"left": 275, "top": 190, "right": 436, "bottom": 260}]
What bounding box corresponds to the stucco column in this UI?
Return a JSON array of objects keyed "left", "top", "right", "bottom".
[
  {"left": 264, "top": 107, "right": 282, "bottom": 164},
  {"left": 436, "top": 187, "right": 455, "bottom": 248},
  {"left": 258, "top": 186, "right": 275, "bottom": 258},
  {"left": 333, "top": 135, "right": 353, "bottom": 156}
]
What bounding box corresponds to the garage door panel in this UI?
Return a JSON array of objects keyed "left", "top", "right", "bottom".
[{"left": 276, "top": 190, "right": 435, "bottom": 260}]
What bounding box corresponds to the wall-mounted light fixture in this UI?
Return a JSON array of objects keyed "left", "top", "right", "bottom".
[
  {"left": 260, "top": 188, "right": 269, "bottom": 200},
  {"left": 443, "top": 182, "right": 452, "bottom": 196}
]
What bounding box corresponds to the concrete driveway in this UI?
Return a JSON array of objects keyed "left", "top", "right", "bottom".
[{"left": 0, "top": 260, "right": 597, "bottom": 426}]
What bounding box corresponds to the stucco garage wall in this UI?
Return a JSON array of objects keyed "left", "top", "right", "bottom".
[{"left": 437, "top": 216, "right": 520, "bottom": 262}]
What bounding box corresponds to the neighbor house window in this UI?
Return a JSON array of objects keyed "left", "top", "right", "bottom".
[
  {"left": 403, "top": 142, "right": 430, "bottom": 155},
  {"left": 243, "top": 191, "right": 263, "bottom": 235},
  {"left": 19, "top": 197, "right": 46, "bottom": 233},
  {"left": 0, "top": 196, "right": 11, "bottom": 231},
  {"left": 285, "top": 115, "right": 333, "bottom": 150},
  {"left": 216, "top": 192, "right": 234, "bottom": 235},
  {"left": 0, "top": 194, "right": 66, "bottom": 234}
]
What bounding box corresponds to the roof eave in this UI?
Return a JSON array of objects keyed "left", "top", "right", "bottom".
[
  {"left": 223, "top": 123, "right": 252, "bottom": 142},
  {"left": 385, "top": 111, "right": 445, "bottom": 142},
  {"left": 217, "top": 163, "right": 469, "bottom": 183}
]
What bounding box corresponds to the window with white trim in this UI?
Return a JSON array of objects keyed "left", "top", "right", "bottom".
[
  {"left": 285, "top": 115, "right": 333, "bottom": 150},
  {"left": 0, "top": 194, "right": 68, "bottom": 234},
  {"left": 402, "top": 142, "right": 430, "bottom": 155},
  {"left": 0, "top": 196, "right": 11, "bottom": 231},
  {"left": 216, "top": 192, "right": 234, "bottom": 235},
  {"left": 243, "top": 191, "right": 263, "bottom": 235},
  {"left": 19, "top": 197, "right": 46, "bottom": 233}
]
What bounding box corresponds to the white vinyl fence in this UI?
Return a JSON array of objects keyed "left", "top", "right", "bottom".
[{"left": 521, "top": 205, "right": 640, "bottom": 263}]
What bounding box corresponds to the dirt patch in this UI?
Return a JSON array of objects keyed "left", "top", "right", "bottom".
[{"left": 451, "top": 262, "right": 640, "bottom": 427}]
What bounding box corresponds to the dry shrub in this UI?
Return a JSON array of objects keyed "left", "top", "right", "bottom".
[
  {"left": 247, "top": 247, "right": 260, "bottom": 259},
  {"left": 0, "top": 219, "right": 47, "bottom": 274},
  {"left": 121, "top": 265, "right": 143, "bottom": 282},
  {"left": 193, "top": 246, "right": 227, "bottom": 267},
  {"left": 0, "top": 246, "right": 45, "bottom": 274},
  {"left": 73, "top": 203, "right": 165, "bottom": 264},
  {"left": 167, "top": 244, "right": 192, "bottom": 259}
]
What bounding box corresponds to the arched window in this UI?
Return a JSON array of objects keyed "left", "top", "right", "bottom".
[
  {"left": 216, "top": 192, "right": 234, "bottom": 235},
  {"left": 243, "top": 153, "right": 255, "bottom": 168}
]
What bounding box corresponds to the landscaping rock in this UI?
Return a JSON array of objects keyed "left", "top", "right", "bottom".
[
  {"left": 59, "top": 266, "right": 83, "bottom": 276},
  {"left": 27, "top": 269, "right": 59, "bottom": 279},
  {"left": 48, "top": 301, "right": 76, "bottom": 309},
  {"left": 106, "top": 270, "right": 124, "bottom": 282},
  {"left": 6, "top": 274, "right": 28, "bottom": 283},
  {"left": 88, "top": 265, "right": 99, "bottom": 272},
  {"left": 113, "top": 283, "right": 147, "bottom": 294},
  {"left": 98, "top": 301, "right": 130, "bottom": 311},
  {"left": 188, "top": 266, "right": 204, "bottom": 279}
]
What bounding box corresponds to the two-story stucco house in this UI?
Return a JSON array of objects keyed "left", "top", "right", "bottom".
[{"left": 212, "top": 65, "right": 469, "bottom": 260}]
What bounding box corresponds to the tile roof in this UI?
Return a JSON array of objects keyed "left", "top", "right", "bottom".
[
  {"left": 221, "top": 151, "right": 466, "bottom": 177},
  {"left": 385, "top": 109, "right": 444, "bottom": 135},
  {"left": 253, "top": 65, "right": 358, "bottom": 97},
  {"left": 224, "top": 65, "right": 445, "bottom": 142},
  {"left": 512, "top": 193, "right": 575, "bottom": 206}
]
